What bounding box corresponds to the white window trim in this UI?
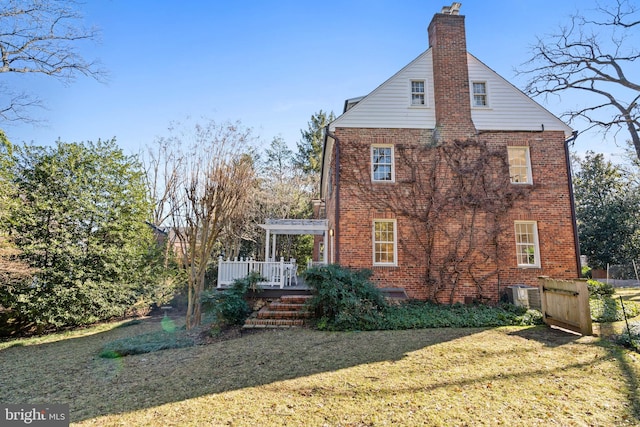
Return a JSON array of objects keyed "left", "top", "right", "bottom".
[
  {"left": 371, "top": 144, "right": 395, "bottom": 183},
  {"left": 373, "top": 219, "right": 398, "bottom": 266},
  {"left": 514, "top": 221, "right": 540, "bottom": 268},
  {"left": 409, "top": 79, "right": 428, "bottom": 108},
  {"left": 508, "top": 146, "right": 533, "bottom": 185},
  {"left": 471, "top": 81, "right": 490, "bottom": 108}
]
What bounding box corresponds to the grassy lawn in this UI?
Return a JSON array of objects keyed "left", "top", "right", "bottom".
[{"left": 1, "top": 311, "right": 639, "bottom": 426}]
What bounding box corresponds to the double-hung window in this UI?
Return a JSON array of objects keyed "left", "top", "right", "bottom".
[
  {"left": 507, "top": 146, "right": 532, "bottom": 184},
  {"left": 411, "top": 80, "right": 426, "bottom": 106},
  {"left": 472, "top": 82, "right": 488, "bottom": 107},
  {"left": 514, "top": 221, "right": 540, "bottom": 268},
  {"left": 371, "top": 145, "right": 394, "bottom": 182},
  {"left": 373, "top": 220, "right": 397, "bottom": 266}
]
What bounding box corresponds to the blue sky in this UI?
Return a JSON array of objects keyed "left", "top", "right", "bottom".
[{"left": 2, "top": 0, "right": 631, "bottom": 159}]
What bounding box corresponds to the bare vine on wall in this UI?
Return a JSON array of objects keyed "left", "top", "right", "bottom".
[{"left": 341, "top": 136, "right": 527, "bottom": 303}]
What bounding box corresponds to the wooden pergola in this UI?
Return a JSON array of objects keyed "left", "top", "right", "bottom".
[{"left": 259, "top": 218, "right": 328, "bottom": 263}]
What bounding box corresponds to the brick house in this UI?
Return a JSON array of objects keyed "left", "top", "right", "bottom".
[{"left": 317, "top": 3, "right": 580, "bottom": 304}]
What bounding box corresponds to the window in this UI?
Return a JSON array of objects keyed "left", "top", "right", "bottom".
[
  {"left": 472, "top": 82, "right": 488, "bottom": 107},
  {"left": 373, "top": 220, "right": 397, "bottom": 265},
  {"left": 507, "top": 147, "right": 532, "bottom": 184},
  {"left": 515, "top": 221, "right": 540, "bottom": 267},
  {"left": 411, "top": 80, "right": 426, "bottom": 106},
  {"left": 371, "top": 145, "right": 394, "bottom": 182}
]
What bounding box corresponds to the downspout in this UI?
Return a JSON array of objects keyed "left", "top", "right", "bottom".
[
  {"left": 564, "top": 130, "right": 581, "bottom": 276},
  {"left": 325, "top": 127, "right": 341, "bottom": 264}
]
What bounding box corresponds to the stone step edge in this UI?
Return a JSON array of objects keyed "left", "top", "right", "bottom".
[
  {"left": 267, "top": 302, "right": 309, "bottom": 311},
  {"left": 243, "top": 318, "right": 304, "bottom": 328},
  {"left": 256, "top": 310, "right": 312, "bottom": 319},
  {"left": 279, "top": 295, "right": 313, "bottom": 303}
]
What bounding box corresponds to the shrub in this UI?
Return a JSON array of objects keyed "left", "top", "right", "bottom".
[
  {"left": 303, "top": 265, "right": 387, "bottom": 331},
  {"left": 616, "top": 321, "right": 640, "bottom": 352},
  {"left": 2, "top": 140, "right": 175, "bottom": 333},
  {"left": 587, "top": 279, "right": 615, "bottom": 298},
  {"left": 201, "top": 272, "right": 260, "bottom": 327},
  {"left": 303, "top": 265, "right": 543, "bottom": 331},
  {"left": 590, "top": 296, "right": 640, "bottom": 322},
  {"left": 380, "top": 301, "right": 543, "bottom": 329}
]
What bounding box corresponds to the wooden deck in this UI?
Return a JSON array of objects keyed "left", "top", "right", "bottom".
[{"left": 216, "top": 277, "right": 312, "bottom": 299}]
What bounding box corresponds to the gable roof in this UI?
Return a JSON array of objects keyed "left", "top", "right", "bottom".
[{"left": 329, "top": 49, "right": 572, "bottom": 136}]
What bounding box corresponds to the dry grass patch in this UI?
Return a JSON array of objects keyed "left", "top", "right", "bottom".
[{"left": 1, "top": 314, "right": 640, "bottom": 426}]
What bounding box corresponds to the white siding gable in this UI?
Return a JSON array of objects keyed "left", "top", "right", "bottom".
[
  {"left": 330, "top": 50, "right": 437, "bottom": 131},
  {"left": 330, "top": 51, "right": 572, "bottom": 136},
  {"left": 468, "top": 54, "right": 572, "bottom": 134}
]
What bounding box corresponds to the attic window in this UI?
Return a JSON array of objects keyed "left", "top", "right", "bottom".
[
  {"left": 472, "top": 82, "right": 488, "bottom": 107},
  {"left": 411, "top": 80, "right": 426, "bottom": 106}
]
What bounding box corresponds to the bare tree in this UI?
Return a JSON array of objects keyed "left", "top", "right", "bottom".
[
  {"left": 0, "top": 0, "right": 106, "bottom": 123},
  {"left": 517, "top": 0, "right": 640, "bottom": 160},
  {"left": 144, "top": 138, "right": 182, "bottom": 227},
  {"left": 158, "top": 120, "right": 256, "bottom": 329}
]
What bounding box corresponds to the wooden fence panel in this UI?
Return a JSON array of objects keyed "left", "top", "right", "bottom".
[{"left": 538, "top": 277, "right": 592, "bottom": 336}]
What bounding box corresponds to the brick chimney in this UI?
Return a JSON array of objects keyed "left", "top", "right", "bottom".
[{"left": 428, "top": 3, "right": 476, "bottom": 142}]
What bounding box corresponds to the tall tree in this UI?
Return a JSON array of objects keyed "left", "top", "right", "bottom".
[
  {"left": 0, "top": 0, "right": 105, "bottom": 123},
  {"left": 517, "top": 0, "right": 640, "bottom": 160},
  {"left": 256, "top": 137, "right": 314, "bottom": 263},
  {"left": 294, "top": 110, "right": 335, "bottom": 194},
  {"left": 574, "top": 151, "right": 640, "bottom": 269},
  {"left": 3, "top": 140, "right": 166, "bottom": 330},
  {"left": 217, "top": 151, "right": 260, "bottom": 261},
  {"left": 157, "top": 120, "right": 256, "bottom": 329}
]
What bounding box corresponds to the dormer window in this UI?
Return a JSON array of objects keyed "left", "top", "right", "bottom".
[
  {"left": 472, "top": 81, "right": 488, "bottom": 107},
  {"left": 410, "top": 80, "right": 426, "bottom": 106}
]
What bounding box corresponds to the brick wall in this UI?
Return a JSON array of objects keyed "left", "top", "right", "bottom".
[{"left": 329, "top": 127, "right": 578, "bottom": 303}]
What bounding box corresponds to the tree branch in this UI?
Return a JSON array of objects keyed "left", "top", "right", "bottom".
[{"left": 0, "top": 0, "right": 107, "bottom": 123}]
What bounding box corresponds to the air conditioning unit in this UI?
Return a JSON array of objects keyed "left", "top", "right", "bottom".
[
  {"left": 505, "top": 285, "right": 541, "bottom": 310},
  {"left": 506, "top": 285, "right": 529, "bottom": 307}
]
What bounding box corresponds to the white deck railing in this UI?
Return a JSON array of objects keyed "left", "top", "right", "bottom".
[{"left": 217, "top": 256, "right": 298, "bottom": 289}]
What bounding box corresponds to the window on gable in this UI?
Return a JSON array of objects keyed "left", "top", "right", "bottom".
[
  {"left": 515, "top": 221, "right": 540, "bottom": 268},
  {"left": 371, "top": 145, "right": 394, "bottom": 182},
  {"left": 411, "top": 80, "right": 426, "bottom": 106},
  {"left": 507, "top": 146, "right": 532, "bottom": 184},
  {"left": 373, "top": 220, "right": 397, "bottom": 265},
  {"left": 472, "top": 82, "right": 488, "bottom": 107}
]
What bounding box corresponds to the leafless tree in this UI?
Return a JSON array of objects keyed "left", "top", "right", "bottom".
[
  {"left": 0, "top": 0, "right": 106, "bottom": 123},
  {"left": 144, "top": 138, "right": 182, "bottom": 228},
  {"left": 156, "top": 120, "right": 256, "bottom": 329},
  {"left": 517, "top": 0, "right": 640, "bottom": 160}
]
